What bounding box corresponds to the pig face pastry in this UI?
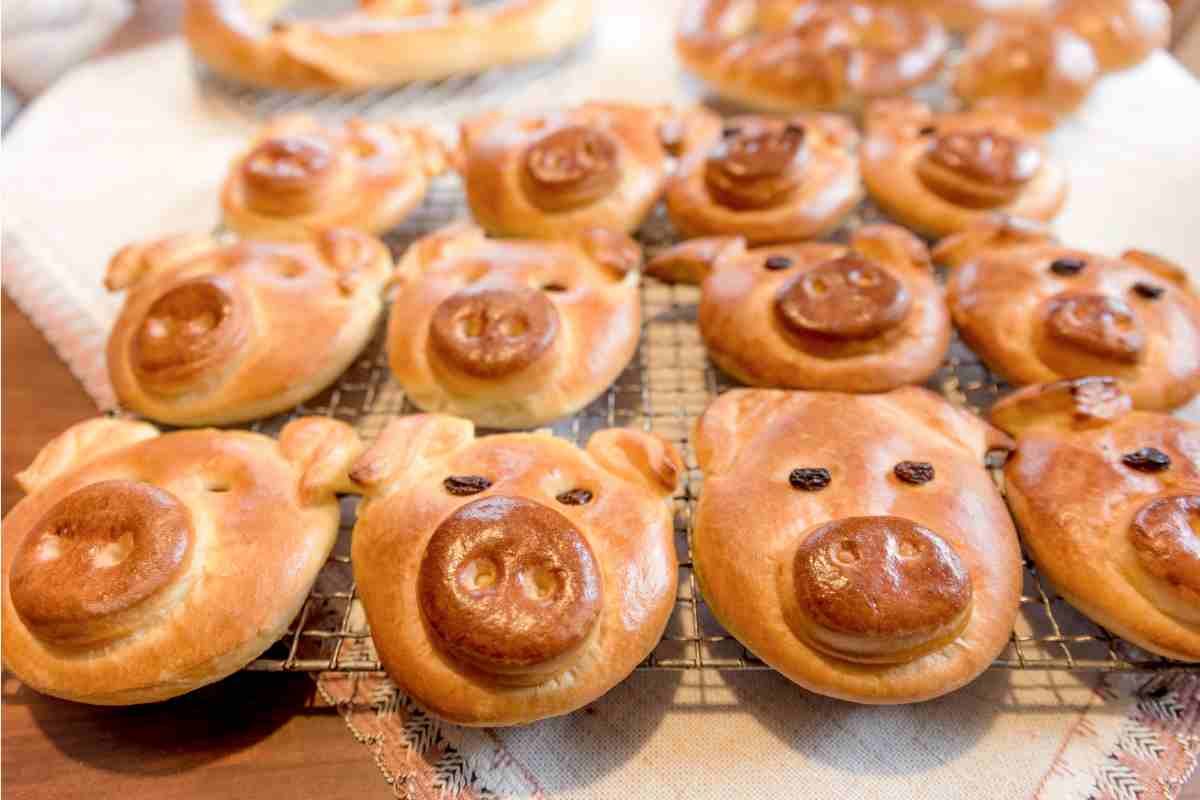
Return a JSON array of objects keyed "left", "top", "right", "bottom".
[
  {"left": 650, "top": 225, "right": 950, "bottom": 392},
  {"left": 665, "top": 111, "right": 863, "bottom": 244},
  {"left": 386, "top": 223, "right": 641, "bottom": 429},
  {"left": 991, "top": 378, "right": 1200, "bottom": 661},
  {"left": 861, "top": 99, "right": 1067, "bottom": 238},
  {"left": 2, "top": 415, "right": 360, "bottom": 704},
  {"left": 106, "top": 229, "right": 393, "bottom": 426},
  {"left": 221, "top": 114, "right": 447, "bottom": 241},
  {"left": 692, "top": 388, "right": 1020, "bottom": 703},
  {"left": 938, "top": 216, "right": 1200, "bottom": 411},
  {"left": 349, "top": 414, "right": 681, "bottom": 725},
  {"left": 456, "top": 102, "right": 679, "bottom": 238},
  {"left": 676, "top": 0, "right": 950, "bottom": 112}
]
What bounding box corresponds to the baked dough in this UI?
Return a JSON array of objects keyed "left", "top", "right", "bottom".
[
  {"left": 222, "top": 114, "right": 447, "bottom": 241},
  {"left": 692, "top": 387, "right": 1020, "bottom": 703},
  {"left": 676, "top": 0, "right": 949, "bottom": 112},
  {"left": 184, "top": 0, "right": 594, "bottom": 90},
  {"left": 861, "top": 98, "right": 1067, "bottom": 238},
  {"left": 649, "top": 224, "right": 950, "bottom": 391},
  {"left": 386, "top": 223, "right": 641, "bottom": 428},
  {"left": 664, "top": 110, "right": 863, "bottom": 244},
  {"left": 106, "top": 229, "right": 393, "bottom": 426},
  {"left": 457, "top": 102, "right": 679, "bottom": 238},
  {"left": 900, "top": 0, "right": 1052, "bottom": 31},
  {"left": 1052, "top": 0, "right": 1170, "bottom": 72},
  {"left": 2, "top": 415, "right": 361, "bottom": 704},
  {"left": 991, "top": 378, "right": 1200, "bottom": 661},
  {"left": 349, "top": 413, "right": 680, "bottom": 724},
  {"left": 938, "top": 215, "right": 1200, "bottom": 411},
  {"left": 952, "top": 17, "right": 1100, "bottom": 115}
]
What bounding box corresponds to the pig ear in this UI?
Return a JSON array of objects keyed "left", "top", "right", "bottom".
[
  {"left": 932, "top": 214, "right": 1057, "bottom": 269},
  {"left": 586, "top": 429, "right": 682, "bottom": 497},
  {"left": 349, "top": 414, "right": 475, "bottom": 493},
  {"left": 646, "top": 237, "right": 746, "bottom": 285},
  {"left": 989, "top": 378, "right": 1132, "bottom": 438},
  {"left": 691, "top": 389, "right": 788, "bottom": 477},
  {"left": 16, "top": 417, "right": 160, "bottom": 496},
  {"left": 1120, "top": 250, "right": 1192, "bottom": 290},
  {"left": 104, "top": 234, "right": 218, "bottom": 292},
  {"left": 279, "top": 417, "right": 365, "bottom": 504},
  {"left": 578, "top": 228, "right": 643, "bottom": 279},
  {"left": 851, "top": 224, "right": 932, "bottom": 274}
]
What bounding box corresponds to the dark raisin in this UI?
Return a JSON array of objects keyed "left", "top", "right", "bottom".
[
  {"left": 1049, "top": 257, "right": 1087, "bottom": 276},
  {"left": 918, "top": 125, "right": 937, "bottom": 136},
  {"left": 1121, "top": 448, "right": 1171, "bottom": 472},
  {"left": 784, "top": 122, "right": 805, "bottom": 136},
  {"left": 443, "top": 475, "right": 492, "bottom": 495},
  {"left": 764, "top": 255, "right": 793, "bottom": 271},
  {"left": 894, "top": 461, "right": 935, "bottom": 485},
  {"left": 542, "top": 282, "right": 568, "bottom": 293},
  {"left": 789, "top": 467, "right": 831, "bottom": 491},
  {"left": 556, "top": 488, "right": 593, "bottom": 505},
  {"left": 722, "top": 125, "right": 742, "bottom": 138},
  {"left": 1132, "top": 282, "right": 1164, "bottom": 299}
]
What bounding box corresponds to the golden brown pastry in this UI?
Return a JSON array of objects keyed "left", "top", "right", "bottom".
[
  {"left": 649, "top": 225, "right": 950, "bottom": 392},
  {"left": 349, "top": 414, "right": 680, "bottom": 725},
  {"left": 938, "top": 216, "right": 1200, "bottom": 411},
  {"left": 184, "top": 0, "right": 594, "bottom": 90},
  {"left": 991, "top": 378, "right": 1199, "bottom": 661},
  {"left": 861, "top": 99, "right": 1067, "bottom": 238},
  {"left": 1052, "top": 0, "right": 1171, "bottom": 72},
  {"left": 221, "top": 114, "right": 447, "bottom": 242},
  {"left": 456, "top": 102, "right": 680, "bottom": 239},
  {"left": 664, "top": 111, "right": 862, "bottom": 244},
  {"left": 676, "top": 0, "right": 950, "bottom": 112},
  {"left": 952, "top": 17, "right": 1100, "bottom": 115},
  {"left": 692, "top": 387, "right": 1020, "bottom": 703},
  {"left": 898, "top": 0, "right": 1052, "bottom": 31},
  {"left": 2, "top": 415, "right": 360, "bottom": 704},
  {"left": 106, "top": 229, "right": 393, "bottom": 426},
  {"left": 386, "top": 223, "right": 641, "bottom": 428}
]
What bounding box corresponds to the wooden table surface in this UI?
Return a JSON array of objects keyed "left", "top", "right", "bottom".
[{"left": 3, "top": 3, "right": 1199, "bottom": 798}]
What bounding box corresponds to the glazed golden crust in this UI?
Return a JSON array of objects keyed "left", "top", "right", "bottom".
[
  {"left": 898, "top": 0, "right": 1052, "bottom": 31},
  {"left": 692, "top": 388, "right": 1020, "bottom": 703},
  {"left": 939, "top": 220, "right": 1200, "bottom": 411},
  {"left": 676, "top": 0, "right": 949, "bottom": 112},
  {"left": 386, "top": 223, "right": 641, "bottom": 429},
  {"left": 350, "top": 414, "right": 680, "bottom": 725},
  {"left": 457, "top": 103, "right": 672, "bottom": 238},
  {"left": 861, "top": 99, "right": 1067, "bottom": 239},
  {"left": 183, "top": 0, "right": 594, "bottom": 90},
  {"left": 222, "top": 115, "right": 447, "bottom": 241},
  {"left": 683, "top": 224, "right": 950, "bottom": 392},
  {"left": 665, "top": 111, "right": 862, "bottom": 244},
  {"left": 992, "top": 380, "right": 1200, "bottom": 661},
  {"left": 2, "top": 416, "right": 358, "bottom": 704},
  {"left": 106, "top": 229, "right": 393, "bottom": 426},
  {"left": 1052, "top": 0, "right": 1170, "bottom": 72}
]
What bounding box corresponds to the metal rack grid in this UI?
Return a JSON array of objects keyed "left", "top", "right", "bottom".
[{"left": 235, "top": 176, "right": 1196, "bottom": 678}]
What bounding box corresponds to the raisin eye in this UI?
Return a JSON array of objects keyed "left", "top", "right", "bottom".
[
  {"left": 444, "top": 475, "right": 492, "bottom": 495},
  {"left": 894, "top": 461, "right": 934, "bottom": 485},
  {"left": 1121, "top": 448, "right": 1171, "bottom": 472},
  {"left": 1049, "top": 257, "right": 1086, "bottom": 276},
  {"left": 765, "top": 255, "right": 794, "bottom": 271},
  {"left": 789, "top": 467, "right": 831, "bottom": 491},
  {"left": 722, "top": 126, "right": 742, "bottom": 139},
  {"left": 542, "top": 282, "right": 568, "bottom": 293},
  {"left": 556, "top": 488, "right": 593, "bottom": 505},
  {"left": 918, "top": 125, "right": 937, "bottom": 136},
  {"left": 1132, "top": 282, "right": 1164, "bottom": 300}
]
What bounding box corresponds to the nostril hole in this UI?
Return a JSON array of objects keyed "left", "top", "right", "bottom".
[
  {"left": 807, "top": 277, "right": 829, "bottom": 296},
  {"left": 849, "top": 269, "right": 877, "bottom": 288},
  {"left": 519, "top": 565, "right": 559, "bottom": 601},
  {"left": 458, "top": 314, "right": 485, "bottom": 338},
  {"left": 833, "top": 541, "right": 859, "bottom": 566},
  {"left": 145, "top": 318, "right": 170, "bottom": 339},
  {"left": 460, "top": 558, "right": 499, "bottom": 591},
  {"left": 93, "top": 532, "right": 134, "bottom": 568},
  {"left": 498, "top": 314, "right": 528, "bottom": 337}
]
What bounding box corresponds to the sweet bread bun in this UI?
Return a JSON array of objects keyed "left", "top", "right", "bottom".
[
  {"left": 349, "top": 414, "right": 680, "bottom": 725},
  {"left": 952, "top": 18, "right": 1100, "bottom": 115},
  {"left": 899, "top": 0, "right": 1052, "bottom": 31},
  {"left": 106, "top": 229, "right": 393, "bottom": 426},
  {"left": 664, "top": 110, "right": 862, "bottom": 244},
  {"left": 386, "top": 223, "right": 641, "bottom": 428},
  {"left": 184, "top": 0, "right": 593, "bottom": 91},
  {"left": 650, "top": 225, "right": 950, "bottom": 392},
  {"left": 692, "top": 387, "right": 1020, "bottom": 703},
  {"left": 861, "top": 99, "right": 1067, "bottom": 238},
  {"left": 457, "top": 102, "right": 681, "bottom": 238},
  {"left": 991, "top": 378, "right": 1200, "bottom": 661},
  {"left": 222, "top": 114, "right": 447, "bottom": 241},
  {"left": 2, "top": 415, "right": 360, "bottom": 704},
  {"left": 1052, "top": 0, "right": 1170, "bottom": 72},
  {"left": 938, "top": 216, "right": 1200, "bottom": 411},
  {"left": 676, "top": 0, "right": 949, "bottom": 112}
]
